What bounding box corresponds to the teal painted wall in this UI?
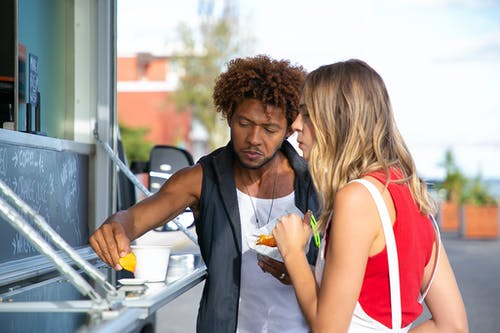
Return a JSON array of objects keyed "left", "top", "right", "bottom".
[{"left": 17, "top": 0, "right": 72, "bottom": 138}]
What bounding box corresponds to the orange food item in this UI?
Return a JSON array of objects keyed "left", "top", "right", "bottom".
[
  {"left": 119, "top": 252, "right": 136, "bottom": 272},
  {"left": 256, "top": 234, "right": 277, "bottom": 247}
]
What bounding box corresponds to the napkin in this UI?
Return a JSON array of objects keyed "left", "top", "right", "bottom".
[{"left": 246, "top": 207, "right": 304, "bottom": 262}]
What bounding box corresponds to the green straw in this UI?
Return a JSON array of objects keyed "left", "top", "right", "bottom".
[{"left": 309, "top": 211, "right": 321, "bottom": 248}]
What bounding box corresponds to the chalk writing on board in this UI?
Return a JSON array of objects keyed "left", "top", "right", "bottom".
[
  {"left": 0, "top": 147, "right": 6, "bottom": 177},
  {"left": 11, "top": 232, "right": 36, "bottom": 256},
  {"left": 0, "top": 143, "right": 89, "bottom": 263},
  {"left": 12, "top": 149, "right": 45, "bottom": 173},
  {"left": 60, "top": 155, "right": 81, "bottom": 241}
]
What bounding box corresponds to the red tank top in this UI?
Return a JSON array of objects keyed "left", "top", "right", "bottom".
[{"left": 325, "top": 170, "right": 435, "bottom": 328}]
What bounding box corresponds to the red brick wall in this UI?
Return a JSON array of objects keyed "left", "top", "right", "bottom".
[
  {"left": 117, "top": 57, "right": 138, "bottom": 81},
  {"left": 117, "top": 54, "right": 192, "bottom": 149},
  {"left": 117, "top": 91, "right": 191, "bottom": 147}
]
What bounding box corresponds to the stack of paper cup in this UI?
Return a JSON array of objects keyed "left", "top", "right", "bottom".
[{"left": 131, "top": 245, "right": 170, "bottom": 282}]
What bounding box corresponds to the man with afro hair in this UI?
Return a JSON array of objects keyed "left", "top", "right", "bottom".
[{"left": 90, "top": 55, "right": 319, "bottom": 333}]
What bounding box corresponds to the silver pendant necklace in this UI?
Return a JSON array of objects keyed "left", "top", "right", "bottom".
[{"left": 243, "top": 156, "right": 279, "bottom": 227}]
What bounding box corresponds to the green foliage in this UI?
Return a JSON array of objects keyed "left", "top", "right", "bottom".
[
  {"left": 437, "top": 148, "right": 497, "bottom": 206},
  {"left": 437, "top": 149, "right": 466, "bottom": 202},
  {"left": 170, "top": 0, "right": 249, "bottom": 150},
  {"left": 461, "top": 176, "right": 498, "bottom": 207},
  {"left": 119, "top": 123, "right": 154, "bottom": 164}
]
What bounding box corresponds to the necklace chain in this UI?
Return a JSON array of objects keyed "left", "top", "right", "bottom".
[{"left": 243, "top": 157, "right": 279, "bottom": 227}]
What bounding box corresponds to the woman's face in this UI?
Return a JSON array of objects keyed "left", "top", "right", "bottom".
[{"left": 291, "top": 98, "right": 315, "bottom": 161}]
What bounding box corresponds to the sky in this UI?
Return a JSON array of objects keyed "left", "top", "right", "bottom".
[{"left": 117, "top": 0, "right": 500, "bottom": 180}]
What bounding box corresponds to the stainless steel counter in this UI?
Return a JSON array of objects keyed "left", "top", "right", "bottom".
[
  {"left": 88, "top": 254, "right": 206, "bottom": 333},
  {"left": 0, "top": 130, "right": 206, "bottom": 332},
  {"left": 0, "top": 254, "right": 206, "bottom": 333}
]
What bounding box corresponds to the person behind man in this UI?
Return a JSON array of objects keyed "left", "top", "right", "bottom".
[
  {"left": 272, "top": 59, "right": 468, "bottom": 332},
  {"left": 89, "top": 55, "right": 319, "bottom": 333}
]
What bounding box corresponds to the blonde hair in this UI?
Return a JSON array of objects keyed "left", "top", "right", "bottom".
[{"left": 303, "top": 60, "right": 435, "bottom": 230}]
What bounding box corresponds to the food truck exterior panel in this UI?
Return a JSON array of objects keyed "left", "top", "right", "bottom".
[{"left": 0, "top": 1, "right": 205, "bottom": 332}]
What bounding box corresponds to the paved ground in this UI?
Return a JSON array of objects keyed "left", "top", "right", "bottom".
[
  {"left": 156, "top": 232, "right": 500, "bottom": 332},
  {"left": 431, "top": 232, "right": 500, "bottom": 332}
]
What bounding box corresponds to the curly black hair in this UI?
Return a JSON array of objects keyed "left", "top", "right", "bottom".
[{"left": 213, "top": 55, "right": 306, "bottom": 127}]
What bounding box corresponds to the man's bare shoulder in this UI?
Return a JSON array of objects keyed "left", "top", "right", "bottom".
[
  {"left": 166, "top": 164, "right": 203, "bottom": 189},
  {"left": 170, "top": 164, "right": 203, "bottom": 216},
  {"left": 155, "top": 164, "right": 203, "bottom": 205},
  {"left": 173, "top": 163, "right": 202, "bottom": 176}
]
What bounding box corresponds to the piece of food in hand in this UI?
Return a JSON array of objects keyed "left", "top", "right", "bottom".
[
  {"left": 256, "top": 234, "right": 277, "bottom": 247},
  {"left": 119, "top": 252, "right": 136, "bottom": 272}
]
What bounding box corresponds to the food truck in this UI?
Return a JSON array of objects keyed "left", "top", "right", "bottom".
[{"left": 0, "top": 1, "right": 205, "bottom": 332}]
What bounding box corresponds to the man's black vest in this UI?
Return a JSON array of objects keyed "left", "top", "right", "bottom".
[{"left": 195, "top": 141, "right": 319, "bottom": 333}]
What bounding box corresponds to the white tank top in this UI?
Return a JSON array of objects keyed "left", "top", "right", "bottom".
[{"left": 236, "top": 189, "right": 309, "bottom": 333}]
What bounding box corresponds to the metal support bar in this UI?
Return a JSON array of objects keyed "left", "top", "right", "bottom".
[
  {"left": 123, "top": 266, "right": 207, "bottom": 315},
  {"left": 94, "top": 133, "right": 198, "bottom": 245},
  {"left": 85, "top": 308, "right": 147, "bottom": 333},
  {"left": 0, "top": 180, "right": 117, "bottom": 298},
  {"left": 0, "top": 194, "right": 103, "bottom": 304},
  {"left": 0, "top": 300, "right": 107, "bottom": 313}
]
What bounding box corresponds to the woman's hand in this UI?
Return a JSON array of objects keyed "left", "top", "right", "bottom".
[{"left": 273, "top": 211, "right": 312, "bottom": 260}]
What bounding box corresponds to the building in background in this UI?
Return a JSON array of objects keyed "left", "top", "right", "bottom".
[{"left": 117, "top": 52, "right": 208, "bottom": 160}]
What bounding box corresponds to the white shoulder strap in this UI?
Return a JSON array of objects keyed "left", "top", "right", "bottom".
[{"left": 351, "top": 179, "right": 402, "bottom": 330}]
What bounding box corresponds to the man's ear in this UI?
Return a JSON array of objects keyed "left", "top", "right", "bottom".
[{"left": 285, "top": 127, "right": 294, "bottom": 138}]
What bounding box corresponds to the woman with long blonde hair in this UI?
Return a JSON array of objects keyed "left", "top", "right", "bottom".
[{"left": 273, "top": 59, "right": 468, "bottom": 332}]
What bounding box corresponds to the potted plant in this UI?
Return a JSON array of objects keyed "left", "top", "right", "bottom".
[
  {"left": 460, "top": 176, "right": 499, "bottom": 239},
  {"left": 436, "top": 149, "right": 466, "bottom": 232}
]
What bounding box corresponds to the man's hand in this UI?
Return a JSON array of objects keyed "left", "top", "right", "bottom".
[
  {"left": 258, "top": 254, "right": 291, "bottom": 285},
  {"left": 89, "top": 213, "right": 131, "bottom": 271}
]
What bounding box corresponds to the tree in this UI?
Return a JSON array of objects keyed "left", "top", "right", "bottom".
[
  {"left": 119, "top": 123, "right": 154, "bottom": 164},
  {"left": 438, "top": 148, "right": 466, "bottom": 202},
  {"left": 461, "top": 175, "right": 497, "bottom": 206},
  {"left": 171, "top": 0, "right": 250, "bottom": 150}
]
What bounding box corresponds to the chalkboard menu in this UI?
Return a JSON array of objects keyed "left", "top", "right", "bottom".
[{"left": 0, "top": 142, "right": 89, "bottom": 264}]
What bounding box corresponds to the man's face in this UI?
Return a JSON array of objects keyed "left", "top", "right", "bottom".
[{"left": 230, "top": 98, "right": 288, "bottom": 169}]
